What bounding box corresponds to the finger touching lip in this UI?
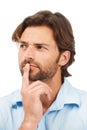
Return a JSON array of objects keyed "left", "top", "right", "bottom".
[{"left": 23, "top": 63, "right": 30, "bottom": 72}]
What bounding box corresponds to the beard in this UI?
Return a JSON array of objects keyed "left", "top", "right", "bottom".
[{"left": 19, "top": 56, "right": 60, "bottom": 82}]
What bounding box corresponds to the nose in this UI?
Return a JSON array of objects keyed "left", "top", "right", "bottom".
[{"left": 24, "top": 45, "right": 34, "bottom": 60}]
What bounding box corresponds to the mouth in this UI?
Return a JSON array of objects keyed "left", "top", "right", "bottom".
[
  {"left": 30, "top": 64, "right": 38, "bottom": 68},
  {"left": 21, "top": 61, "right": 39, "bottom": 71}
]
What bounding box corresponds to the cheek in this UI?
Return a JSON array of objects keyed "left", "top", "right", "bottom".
[
  {"left": 18, "top": 52, "right": 20, "bottom": 60},
  {"left": 39, "top": 56, "right": 54, "bottom": 68},
  {"left": 40, "top": 52, "right": 55, "bottom": 63},
  {"left": 18, "top": 51, "right": 23, "bottom": 64}
]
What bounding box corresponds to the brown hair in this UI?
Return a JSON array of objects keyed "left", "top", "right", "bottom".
[{"left": 12, "top": 10, "right": 76, "bottom": 79}]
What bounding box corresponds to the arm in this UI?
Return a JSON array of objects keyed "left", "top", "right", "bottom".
[
  {"left": 19, "top": 121, "right": 37, "bottom": 130},
  {"left": 19, "top": 64, "right": 51, "bottom": 130}
]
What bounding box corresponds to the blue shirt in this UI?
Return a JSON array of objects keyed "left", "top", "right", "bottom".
[{"left": 0, "top": 79, "right": 87, "bottom": 130}]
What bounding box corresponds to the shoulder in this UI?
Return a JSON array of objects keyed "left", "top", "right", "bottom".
[
  {"left": 61, "top": 79, "right": 87, "bottom": 110},
  {"left": 73, "top": 88, "right": 87, "bottom": 125},
  {"left": 75, "top": 88, "right": 87, "bottom": 109},
  {"left": 63, "top": 79, "right": 87, "bottom": 101},
  {"left": 0, "top": 89, "right": 21, "bottom": 110},
  {"left": 71, "top": 84, "right": 87, "bottom": 104},
  {"left": 62, "top": 79, "right": 87, "bottom": 126},
  {"left": 63, "top": 79, "right": 87, "bottom": 118},
  {"left": 0, "top": 90, "right": 22, "bottom": 129}
]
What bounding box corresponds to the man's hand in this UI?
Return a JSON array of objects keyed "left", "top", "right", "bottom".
[{"left": 19, "top": 63, "right": 52, "bottom": 130}]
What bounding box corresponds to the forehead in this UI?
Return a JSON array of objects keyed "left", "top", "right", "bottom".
[{"left": 20, "top": 26, "right": 56, "bottom": 45}]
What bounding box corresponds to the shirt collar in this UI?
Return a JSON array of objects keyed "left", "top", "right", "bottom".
[
  {"left": 12, "top": 79, "right": 81, "bottom": 110},
  {"left": 11, "top": 90, "right": 23, "bottom": 109},
  {"left": 48, "top": 78, "right": 81, "bottom": 112}
]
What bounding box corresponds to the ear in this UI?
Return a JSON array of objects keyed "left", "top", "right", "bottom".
[{"left": 58, "top": 51, "right": 71, "bottom": 66}]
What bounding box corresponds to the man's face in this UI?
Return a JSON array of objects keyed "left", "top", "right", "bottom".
[{"left": 18, "top": 26, "right": 61, "bottom": 82}]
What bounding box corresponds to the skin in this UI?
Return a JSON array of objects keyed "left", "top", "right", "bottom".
[{"left": 18, "top": 26, "right": 70, "bottom": 130}]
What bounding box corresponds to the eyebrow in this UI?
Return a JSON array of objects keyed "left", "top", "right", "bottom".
[
  {"left": 18, "top": 40, "right": 27, "bottom": 44},
  {"left": 18, "top": 40, "right": 49, "bottom": 47}
]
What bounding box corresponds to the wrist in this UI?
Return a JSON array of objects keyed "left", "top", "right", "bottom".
[{"left": 19, "top": 120, "right": 38, "bottom": 130}]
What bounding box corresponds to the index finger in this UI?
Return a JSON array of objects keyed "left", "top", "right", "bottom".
[{"left": 22, "top": 63, "right": 30, "bottom": 89}]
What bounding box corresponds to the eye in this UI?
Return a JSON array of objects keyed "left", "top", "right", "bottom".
[
  {"left": 36, "top": 44, "right": 43, "bottom": 49},
  {"left": 35, "top": 44, "right": 48, "bottom": 50},
  {"left": 19, "top": 43, "right": 27, "bottom": 50}
]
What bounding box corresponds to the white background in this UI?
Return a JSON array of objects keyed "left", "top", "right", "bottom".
[{"left": 0, "top": 0, "right": 87, "bottom": 97}]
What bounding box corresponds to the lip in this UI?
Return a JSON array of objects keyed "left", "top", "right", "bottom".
[{"left": 30, "top": 64, "right": 38, "bottom": 68}]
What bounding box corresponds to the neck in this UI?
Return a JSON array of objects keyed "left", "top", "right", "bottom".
[{"left": 41, "top": 70, "right": 62, "bottom": 113}]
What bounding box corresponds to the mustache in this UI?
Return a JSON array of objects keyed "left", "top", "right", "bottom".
[{"left": 21, "top": 59, "right": 39, "bottom": 68}]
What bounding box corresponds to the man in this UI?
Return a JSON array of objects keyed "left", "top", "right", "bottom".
[{"left": 0, "top": 10, "right": 87, "bottom": 130}]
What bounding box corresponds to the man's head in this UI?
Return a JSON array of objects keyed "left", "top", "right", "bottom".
[{"left": 12, "top": 10, "right": 75, "bottom": 82}]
